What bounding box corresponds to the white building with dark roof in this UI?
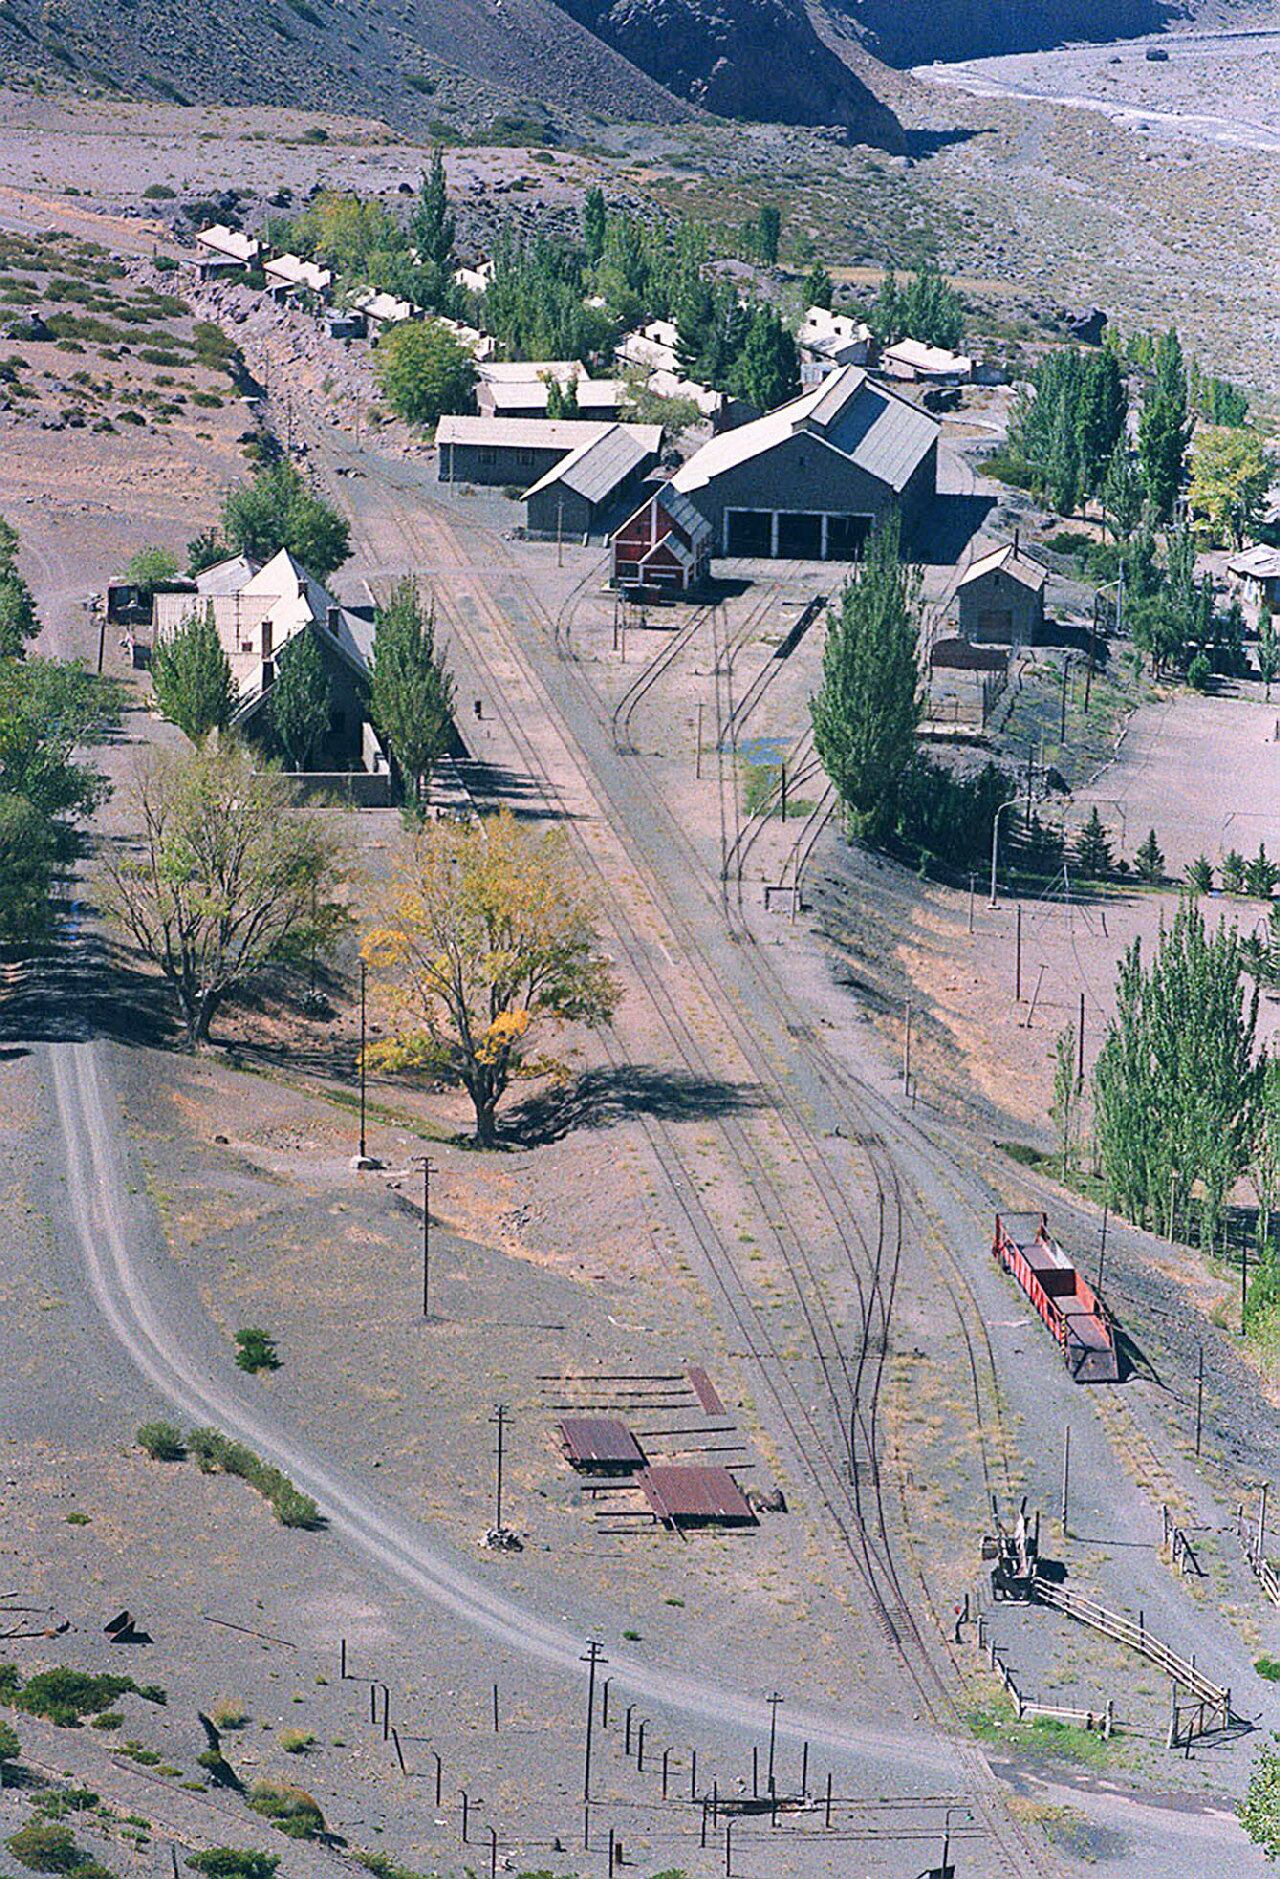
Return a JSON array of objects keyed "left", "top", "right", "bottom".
[{"left": 669, "top": 364, "right": 938, "bottom": 560}]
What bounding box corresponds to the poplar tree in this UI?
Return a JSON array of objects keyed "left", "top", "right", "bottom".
[
  {"left": 1094, "top": 899, "right": 1261, "bottom": 1244},
  {"left": 151, "top": 606, "right": 237, "bottom": 745},
  {"left": 271, "top": 629, "right": 330, "bottom": 771},
  {"left": 1138, "top": 327, "right": 1190, "bottom": 520},
  {"left": 811, "top": 519, "right": 922, "bottom": 846},
  {"left": 368, "top": 578, "right": 455, "bottom": 809}
]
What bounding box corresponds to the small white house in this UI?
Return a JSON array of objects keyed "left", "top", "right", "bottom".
[
  {"left": 797, "top": 307, "right": 874, "bottom": 386},
  {"left": 264, "top": 253, "right": 333, "bottom": 301},
  {"left": 881, "top": 337, "right": 973, "bottom": 384}
]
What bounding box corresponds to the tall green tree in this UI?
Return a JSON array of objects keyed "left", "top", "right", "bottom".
[
  {"left": 582, "top": 186, "right": 607, "bottom": 266},
  {"left": 409, "top": 148, "right": 456, "bottom": 308},
  {"left": 369, "top": 579, "right": 455, "bottom": 807},
  {"left": 804, "top": 263, "right": 833, "bottom": 310},
  {"left": 271, "top": 630, "right": 330, "bottom": 771},
  {"left": 1094, "top": 898, "right": 1261, "bottom": 1244},
  {"left": 221, "top": 461, "right": 350, "bottom": 584},
  {"left": 1102, "top": 442, "right": 1143, "bottom": 540},
  {"left": 0, "top": 796, "right": 56, "bottom": 947},
  {"left": 754, "top": 205, "right": 781, "bottom": 266},
  {"left": 0, "top": 515, "right": 40, "bottom": 658},
  {"left": 810, "top": 519, "right": 921, "bottom": 846},
  {"left": 151, "top": 606, "right": 237, "bottom": 745},
  {"left": 729, "top": 307, "right": 799, "bottom": 411},
  {"left": 1074, "top": 805, "right": 1113, "bottom": 880},
  {"left": 1138, "top": 327, "right": 1190, "bottom": 521},
  {"left": 124, "top": 544, "right": 181, "bottom": 598}
]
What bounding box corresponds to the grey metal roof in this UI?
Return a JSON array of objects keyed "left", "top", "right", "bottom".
[
  {"left": 523, "top": 424, "right": 656, "bottom": 506},
  {"left": 672, "top": 362, "right": 937, "bottom": 499},
  {"left": 437, "top": 415, "right": 618, "bottom": 451}
]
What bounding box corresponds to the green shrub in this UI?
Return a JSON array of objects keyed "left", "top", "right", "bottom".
[
  {"left": 247, "top": 1782, "right": 325, "bottom": 1839},
  {"left": 1256, "top": 1655, "right": 1280, "bottom": 1681},
  {"left": 279, "top": 1728, "right": 314, "bottom": 1753},
  {"left": 142, "top": 184, "right": 176, "bottom": 201},
  {"left": 90, "top": 1712, "right": 121, "bottom": 1730},
  {"left": 234, "top": 1328, "right": 280, "bottom": 1373},
  {"left": 7, "top": 1824, "right": 84, "bottom": 1873},
  {"left": 13, "top": 1668, "right": 142, "bottom": 1727},
  {"left": 188, "top": 1854, "right": 279, "bottom": 1879},
  {"left": 137, "top": 1419, "right": 186, "bottom": 1460},
  {"left": 64, "top": 1512, "right": 90, "bottom": 1526},
  {"left": 210, "top": 1700, "right": 247, "bottom": 1730}
]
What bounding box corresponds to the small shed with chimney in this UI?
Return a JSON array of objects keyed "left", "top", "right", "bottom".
[{"left": 956, "top": 540, "right": 1045, "bottom": 648}]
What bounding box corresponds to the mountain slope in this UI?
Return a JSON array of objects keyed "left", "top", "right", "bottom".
[
  {"left": 0, "top": 0, "right": 691, "bottom": 129},
  {"left": 820, "top": 0, "right": 1176, "bottom": 67},
  {"left": 552, "top": 0, "right": 904, "bottom": 142}
]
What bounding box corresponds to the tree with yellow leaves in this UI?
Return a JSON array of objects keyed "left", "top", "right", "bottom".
[{"left": 362, "top": 810, "right": 620, "bottom": 1145}]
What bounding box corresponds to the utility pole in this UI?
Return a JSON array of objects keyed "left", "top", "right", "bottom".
[
  {"left": 765, "top": 1691, "right": 783, "bottom": 1794},
  {"left": 557, "top": 496, "right": 564, "bottom": 568},
  {"left": 968, "top": 873, "right": 976, "bottom": 934},
  {"left": 779, "top": 762, "right": 787, "bottom": 822},
  {"left": 1015, "top": 903, "right": 1023, "bottom": 1002},
  {"left": 1060, "top": 655, "right": 1070, "bottom": 745},
  {"left": 695, "top": 701, "right": 703, "bottom": 779},
  {"left": 491, "top": 1403, "right": 509, "bottom": 1531},
  {"left": 1085, "top": 595, "right": 1098, "bottom": 709},
  {"left": 1061, "top": 1425, "right": 1071, "bottom": 1534},
  {"left": 903, "top": 1002, "right": 912, "bottom": 1086},
  {"left": 415, "top": 1157, "right": 438, "bottom": 1318},
  {"left": 1077, "top": 989, "right": 1086, "bottom": 1093},
  {"left": 1194, "top": 1344, "right": 1204, "bottom": 1457},
  {"left": 358, "top": 960, "right": 369, "bottom": 1162},
  {"left": 581, "top": 1640, "right": 606, "bottom": 1843}
]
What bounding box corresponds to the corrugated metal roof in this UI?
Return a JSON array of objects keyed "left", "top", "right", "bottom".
[
  {"left": 560, "top": 1418, "right": 646, "bottom": 1469},
  {"left": 670, "top": 363, "right": 936, "bottom": 499},
  {"left": 1229, "top": 544, "right": 1280, "bottom": 580},
  {"left": 640, "top": 1465, "right": 755, "bottom": 1525},
  {"left": 958, "top": 542, "right": 1046, "bottom": 592},
  {"left": 436, "top": 416, "right": 618, "bottom": 450},
  {"left": 483, "top": 378, "right": 626, "bottom": 415},
  {"left": 522, "top": 424, "right": 658, "bottom": 506}
]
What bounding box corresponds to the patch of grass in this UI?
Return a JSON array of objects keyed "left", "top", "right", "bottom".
[
  {"left": 210, "top": 1700, "right": 248, "bottom": 1730},
  {"left": 279, "top": 1728, "right": 314, "bottom": 1754},
  {"left": 64, "top": 1512, "right": 90, "bottom": 1527},
  {"left": 1255, "top": 1655, "right": 1280, "bottom": 1681},
  {"left": 965, "top": 1703, "right": 1122, "bottom": 1769}
]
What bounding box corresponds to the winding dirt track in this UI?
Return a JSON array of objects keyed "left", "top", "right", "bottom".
[{"left": 45, "top": 1034, "right": 959, "bottom": 1777}]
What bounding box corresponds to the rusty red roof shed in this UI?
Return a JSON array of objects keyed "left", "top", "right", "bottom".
[
  {"left": 559, "top": 1418, "right": 646, "bottom": 1472},
  {"left": 639, "top": 1465, "right": 756, "bottom": 1527}
]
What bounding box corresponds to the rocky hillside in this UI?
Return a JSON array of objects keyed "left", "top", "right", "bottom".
[
  {"left": 553, "top": 0, "right": 904, "bottom": 141},
  {"left": 0, "top": 0, "right": 689, "bottom": 132},
  {"left": 827, "top": 0, "right": 1212, "bottom": 67}
]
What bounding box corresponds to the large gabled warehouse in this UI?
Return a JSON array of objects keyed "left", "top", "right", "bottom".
[{"left": 669, "top": 364, "right": 938, "bottom": 561}]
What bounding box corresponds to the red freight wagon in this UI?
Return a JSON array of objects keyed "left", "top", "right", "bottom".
[{"left": 992, "top": 1212, "right": 1120, "bottom": 1383}]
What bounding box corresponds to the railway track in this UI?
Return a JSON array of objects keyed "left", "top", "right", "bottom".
[{"left": 313, "top": 432, "right": 1051, "bottom": 1875}]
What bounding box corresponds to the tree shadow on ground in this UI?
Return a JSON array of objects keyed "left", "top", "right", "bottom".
[
  {"left": 502, "top": 1063, "right": 768, "bottom": 1146},
  {"left": 0, "top": 925, "right": 176, "bottom": 1052}
]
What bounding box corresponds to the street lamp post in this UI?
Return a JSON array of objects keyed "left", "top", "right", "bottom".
[{"left": 989, "top": 796, "right": 1021, "bottom": 908}]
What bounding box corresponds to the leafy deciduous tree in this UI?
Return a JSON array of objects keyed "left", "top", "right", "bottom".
[
  {"left": 221, "top": 461, "right": 350, "bottom": 584},
  {"left": 102, "top": 745, "right": 344, "bottom": 1048},
  {"left": 373, "top": 319, "right": 476, "bottom": 428},
  {"left": 363, "top": 810, "right": 620, "bottom": 1144},
  {"left": 1189, "top": 426, "right": 1272, "bottom": 547}
]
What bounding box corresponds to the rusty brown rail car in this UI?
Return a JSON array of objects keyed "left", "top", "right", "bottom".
[{"left": 992, "top": 1212, "right": 1120, "bottom": 1382}]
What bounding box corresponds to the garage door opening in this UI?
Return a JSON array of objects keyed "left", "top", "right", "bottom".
[
  {"left": 725, "top": 509, "right": 772, "bottom": 556},
  {"left": 777, "top": 512, "right": 824, "bottom": 559},
  {"left": 826, "top": 514, "right": 872, "bottom": 561}
]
